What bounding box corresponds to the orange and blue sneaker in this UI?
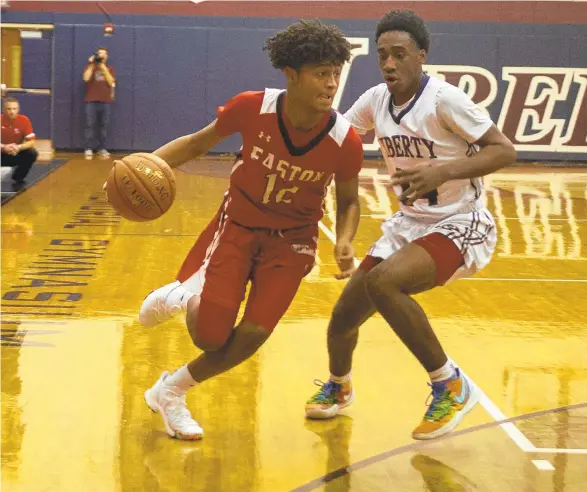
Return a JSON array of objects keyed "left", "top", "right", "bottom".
[
  {"left": 412, "top": 368, "right": 480, "bottom": 440},
  {"left": 305, "top": 379, "right": 354, "bottom": 419}
]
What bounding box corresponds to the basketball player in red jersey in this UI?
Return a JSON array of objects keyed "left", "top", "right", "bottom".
[{"left": 132, "top": 21, "right": 364, "bottom": 440}]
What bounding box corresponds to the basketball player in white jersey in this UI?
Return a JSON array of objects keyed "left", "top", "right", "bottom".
[{"left": 305, "top": 10, "right": 516, "bottom": 440}]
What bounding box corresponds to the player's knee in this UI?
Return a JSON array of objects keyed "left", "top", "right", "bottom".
[
  {"left": 235, "top": 321, "right": 271, "bottom": 354},
  {"left": 191, "top": 328, "right": 231, "bottom": 352},
  {"left": 364, "top": 264, "right": 403, "bottom": 298},
  {"left": 186, "top": 299, "right": 237, "bottom": 352}
]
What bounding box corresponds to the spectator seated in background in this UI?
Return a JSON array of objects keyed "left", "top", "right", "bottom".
[{"left": 1, "top": 97, "right": 38, "bottom": 188}]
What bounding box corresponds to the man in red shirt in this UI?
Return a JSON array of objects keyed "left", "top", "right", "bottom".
[
  {"left": 1, "top": 97, "right": 38, "bottom": 187},
  {"left": 110, "top": 20, "right": 364, "bottom": 440},
  {"left": 82, "top": 47, "right": 115, "bottom": 160}
]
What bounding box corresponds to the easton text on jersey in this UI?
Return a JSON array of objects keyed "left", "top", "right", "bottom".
[{"left": 250, "top": 145, "right": 331, "bottom": 183}]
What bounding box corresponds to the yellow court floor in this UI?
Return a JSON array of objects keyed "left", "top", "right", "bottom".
[{"left": 2, "top": 157, "right": 587, "bottom": 492}]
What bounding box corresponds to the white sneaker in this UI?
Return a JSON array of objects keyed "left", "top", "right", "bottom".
[
  {"left": 97, "top": 149, "right": 111, "bottom": 159},
  {"left": 84, "top": 149, "right": 93, "bottom": 160},
  {"left": 145, "top": 372, "right": 204, "bottom": 440},
  {"left": 139, "top": 281, "right": 187, "bottom": 327}
]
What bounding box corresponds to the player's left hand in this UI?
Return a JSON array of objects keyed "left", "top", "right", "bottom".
[
  {"left": 334, "top": 240, "right": 356, "bottom": 280},
  {"left": 391, "top": 165, "right": 448, "bottom": 206}
]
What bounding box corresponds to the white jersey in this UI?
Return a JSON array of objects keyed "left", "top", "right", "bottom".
[{"left": 344, "top": 75, "right": 494, "bottom": 220}]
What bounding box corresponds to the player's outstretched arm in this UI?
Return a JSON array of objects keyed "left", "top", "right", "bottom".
[{"left": 153, "top": 119, "right": 225, "bottom": 169}]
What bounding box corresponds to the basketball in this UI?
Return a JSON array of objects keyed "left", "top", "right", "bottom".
[{"left": 105, "top": 153, "right": 176, "bottom": 221}]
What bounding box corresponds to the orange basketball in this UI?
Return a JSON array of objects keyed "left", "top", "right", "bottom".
[{"left": 106, "top": 153, "right": 176, "bottom": 222}]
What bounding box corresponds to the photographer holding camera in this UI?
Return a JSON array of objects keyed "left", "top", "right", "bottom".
[{"left": 82, "top": 47, "right": 116, "bottom": 159}]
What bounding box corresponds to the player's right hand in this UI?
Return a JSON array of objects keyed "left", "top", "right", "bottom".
[
  {"left": 102, "top": 159, "right": 124, "bottom": 204},
  {"left": 334, "top": 240, "right": 356, "bottom": 280},
  {"left": 88, "top": 55, "right": 95, "bottom": 63}
]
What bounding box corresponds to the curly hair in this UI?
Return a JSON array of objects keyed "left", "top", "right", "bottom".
[
  {"left": 375, "top": 10, "right": 430, "bottom": 53},
  {"left": 264, "top": 20, "right": 351, "bottom": 70}
]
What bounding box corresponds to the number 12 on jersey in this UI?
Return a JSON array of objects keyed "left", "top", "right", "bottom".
[{"left": 262, "top": 173, "right": 299, "bottom": 204}]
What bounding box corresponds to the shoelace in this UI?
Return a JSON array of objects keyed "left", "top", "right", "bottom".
[
  {"left": 163, "top": 391, "right": 198, "bottom": 429},
  {"left": 423, "top": 381, "right": 454, "bottom": 421},
  {"left": 307, "top": 379, "right": 341, "bottom": 404}
]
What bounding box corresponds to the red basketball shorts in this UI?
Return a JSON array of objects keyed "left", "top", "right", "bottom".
[
  {"left": 177, "top": 209, "right": 317, "bottom": 332},
  {"left": 359, "top": 209, "right": 496, "bottom": 286}
]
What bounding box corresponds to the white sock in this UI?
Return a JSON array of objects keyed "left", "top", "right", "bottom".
[
  {"left": 181, "top": 271, "right": 203, "bottom": 296},
  {"left": 428, "top": 359, "right": 457, "bottom": 383},
  {"left": 164, "top": 365, "right": 197, "bottom": 393},
  {"left": 330, "top": 371, "right": 352, "bottom": 384}
]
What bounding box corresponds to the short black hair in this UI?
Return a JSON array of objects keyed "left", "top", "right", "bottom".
[
  {"left": 264, "top": 20, "right": 351, "bottom": 70},
  {"left": 375, "top": 10, "right": 430, "bottom": 53}
]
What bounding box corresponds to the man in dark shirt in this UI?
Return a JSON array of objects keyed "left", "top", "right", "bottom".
[
  {"left": 83, "top": 47, "right": 116, "bottom": 159},
  {"left": 1, "top": 97, "right": 38, "bottom": 187}
]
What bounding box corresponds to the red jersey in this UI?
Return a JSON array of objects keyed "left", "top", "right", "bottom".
[
  {"left": 214, "top": 90, "right": 363, "bottom": 229},
  {"left": 84, "top": 65, "right": 116, "bottom": 103},
  {"left": 1, "top": 114, "right": 35, "bottom": 145}
]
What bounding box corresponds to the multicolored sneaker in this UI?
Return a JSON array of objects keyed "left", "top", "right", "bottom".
[
  {"left": 305, "top": 379, "right": 354, "bottom": 419},
  {"left": 412, "top": 368, "right": 480, "bottom": 440}
]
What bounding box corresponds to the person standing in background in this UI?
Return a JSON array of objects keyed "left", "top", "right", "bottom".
[{"left": 83, "top": 47, "right": 116, "bottom": 160}]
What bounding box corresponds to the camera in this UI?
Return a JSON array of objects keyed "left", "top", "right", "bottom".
[{"left": 93, "top": 53, "right": 103, "bottom": 64}]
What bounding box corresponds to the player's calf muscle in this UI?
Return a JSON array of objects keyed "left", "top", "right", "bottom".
[
  {"left": 189, "top": 322, "right": 270, "bottom": 382},
  {"left": 328, "top": 270, "right": 375, "bottom": 334}
]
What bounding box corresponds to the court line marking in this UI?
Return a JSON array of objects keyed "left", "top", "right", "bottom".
[
  {"left": 357, "top": 215, "right": 587, "bottom": 222},
  {"left": 317, "top": 221, "right": 570, "bottom": 457},
  {"left": 306, "top": 277, "right": 587, "bottom": 284},
  {"left": 1, "top": 304, "right": 77, "bottom": 309},
  {"left": 317, "top": 221, "right": 338, "bottom": 243},
  {"left": 293, "top": 402, "right": 587, "bottom": 491},
  {"left": 529, "top": 448, "right": 587, "bottom": 454},
  {"left": 0, "top": 231, "right": 201, "bottom": 237},
  {"left": 1, "top": 320, "right": 68, "bottom": 325},
  {"left": 463, "top": 278, "right": 587, "bottom": 283},
  {"left": 0, "top": 312, "right": 75, "bottom": 316},
  {"left": 475, "top": 387, "right": 536, "bottom": 452},
  {"left": 532, "top": 460, "right": 555, "bottom": 471}
]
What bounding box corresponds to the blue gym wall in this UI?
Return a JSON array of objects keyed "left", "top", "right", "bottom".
[{"left": 3, "top": 10, "right": 587, "bottom": 160}]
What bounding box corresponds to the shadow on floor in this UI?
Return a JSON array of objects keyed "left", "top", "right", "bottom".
[{"left": 1, "top": 159, "right": 68, "bottom": 205}]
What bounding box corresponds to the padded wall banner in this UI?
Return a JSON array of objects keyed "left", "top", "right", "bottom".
[
  {"left": 342, "top": 38, "right": 587, "bottom": 157},
  {"left": 3, "top": 4, "right": 586, "bottom": 160}
]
